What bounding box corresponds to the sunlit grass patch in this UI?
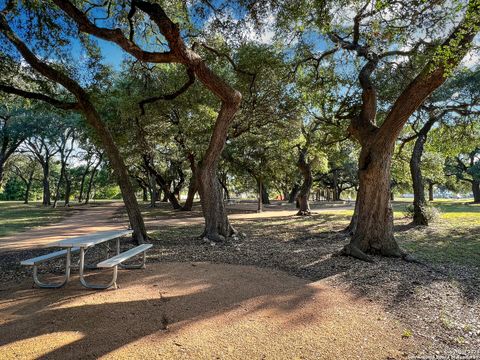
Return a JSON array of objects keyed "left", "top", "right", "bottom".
[{"left": 0, "top": 202, "right": 70, "bottom": 237}]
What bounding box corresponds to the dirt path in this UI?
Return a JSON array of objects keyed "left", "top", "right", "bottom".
[
  {"left": 0, "top": 202, "right": 353, "bottom": 253},
  {"left": 0, "top": 262, "right": 408, "bottom": 359},
  {"left": 0, "top": 203, "right": 126, "bottom": 253}
]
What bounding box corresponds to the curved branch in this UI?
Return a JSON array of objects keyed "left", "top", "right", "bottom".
[
  {"left": 52, "top": 0, "right": 177, "bottom": 63},
  {"left": 138, "top": 68, "right": 195, "bottom": 115},
  {"left": 0, "top": 84, "right": 80, "bottom": 110}
]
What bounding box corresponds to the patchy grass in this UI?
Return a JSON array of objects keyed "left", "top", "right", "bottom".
[{"left": 0, "top": 202, "right": 71, "bottom": 237}]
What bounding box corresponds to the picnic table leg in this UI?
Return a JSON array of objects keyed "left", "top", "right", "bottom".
[
  {"left": 32, "top": 248, "right": 71, "bottom": 288},
  {"left": 79, "top": 247, "right": 118, "bottom": 290},
  {"left": 118, "top": 239, "right": 147, "bottom": 270}
]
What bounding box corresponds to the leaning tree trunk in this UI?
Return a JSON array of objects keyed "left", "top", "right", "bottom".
[
  {"left": 296, "top": 150, "right": 313, "bottom": 216},
  {"left": 410, "top": 132, "right": 429, "bottom": 225},
  {"left": 42, "top": 162, "right": 51, "bottom": 206},
  {"left": 343, "top": 144, "right": 402, "bottom": 260},
  {"left": 472, "top": 180, "right": 480, "bottom": 203},
  {"left": 181, "top": 175, "right": 197, "bottom": 211}
]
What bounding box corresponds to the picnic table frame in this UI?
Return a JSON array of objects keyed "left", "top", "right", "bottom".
[{"left": 39, "top": 230, "right": 134, "bottom": 289}]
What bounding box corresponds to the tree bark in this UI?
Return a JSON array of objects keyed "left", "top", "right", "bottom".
[
  {"left": 473, "top": 180, "right": 480, "bottom": 203},
  {"left": 344, "top": 145, "right": 402, "bottom": 259},
  {"left": 149, "top": 172, "right": 158, "bottom": 207},
  {"left": 410, "top": 116, "right": 436, "bottom": 226},
  {"left": 257, "top": 178, "right": 263, "bottom": 213},
  {"left": 288, "top": 183, "right": 300, "bottom": 203},
  {"left": 410, "top": 134, "right": 428, "bottom": 225},
  {"left": 42, "top": 162, "right": 51, "bottom": 206},
  {"left": 218, "top": 175, "right": 230, "bottom": 201},
  {"left": 261, "top": 183, "right": 270, "bottom": 205},
  {"left": 181, "top": 175, "right": 197, "bottom": 211},
  {"left": 296, "top": 149, "right": 312, "bottom": 216},
  {"left": 428, "top": 182, "right": 434, "bottom": 202},
  {"left": 64, "top": 173, "right": 71, "bottom": 207},
  {"left": 197, "top": 166, "right": 235, "bottom": 242}
]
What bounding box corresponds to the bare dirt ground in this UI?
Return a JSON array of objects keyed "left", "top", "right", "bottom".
[
  {"left": 1, "top": 201, "right": 479, "bottom": 359},
  {"left": 0, "top": 263, "right": 405, "bottom": 360}
]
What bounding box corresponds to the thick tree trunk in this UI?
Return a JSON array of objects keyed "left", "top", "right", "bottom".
[
  {"left": 261, "top": 183, "right": 270, "bottom": 205},
  {"left": 181, "top": 175, "right": 197, "bottom": 211},
  {"left": 288, "top": 183, "right": 300, "bottom": 203},
  {"left": 410, "top": 133, "right": 429, "bottom": 225},
  {"left": 42, "top": 163, "right": 51, "bottom": 206},
  {"left": 343, "top": 145, "right": 402, "bottom": 260},
  {"left": 296, "top": 150, "right": 312, "bottom": 216},
  {"left": 197, "top": 166, "right": 234, "bottom": 241},
  {"left": 345, "top": 199, "right": 359, "bottom": 234},
  {"left": 472, "top": 180, "right": 480, "bottom": 203},
  {"left": 428, "top": 182, "right": 434, "bottom": 201}
]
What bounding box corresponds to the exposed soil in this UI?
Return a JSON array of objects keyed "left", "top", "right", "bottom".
[
  {"left": 0, "top": 201, "right": 479, "bottom": 359},
  {"left": 0, "top": 263, "right": 406, "bottom": 360}
]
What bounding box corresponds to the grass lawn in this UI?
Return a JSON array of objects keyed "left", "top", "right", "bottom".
[{"left": 0, "top": 202, "right": 72, "bottom": 237}]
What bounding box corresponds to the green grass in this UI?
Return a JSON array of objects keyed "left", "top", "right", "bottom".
[
  {"left": 0, "top": 202, "right": 71, "bottom": 237},
  {"left": 391, "top": 201, "right": 480, "bottom": 266}
]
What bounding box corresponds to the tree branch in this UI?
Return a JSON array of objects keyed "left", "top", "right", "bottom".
[
  {"left": 138, "top": 68, "right": 195, "bottom": 115},
  {"left": 0, "top": 84, "right": 80, "bottom": 110}
]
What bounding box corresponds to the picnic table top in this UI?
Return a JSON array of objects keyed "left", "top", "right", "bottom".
[{"left": 46, "top": 229, "right": 133, "bottom": 249}]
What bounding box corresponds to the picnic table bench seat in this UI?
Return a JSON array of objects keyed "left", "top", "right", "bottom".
[
  {"left": 20, "top": 247, "right": 80, "bottom": 266},
  {"left": 97, "top": 243, "right": 152, "bottom": 268}
]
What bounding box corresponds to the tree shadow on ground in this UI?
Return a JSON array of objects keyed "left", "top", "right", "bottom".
[{"left": 0, "top": 263, "right": 324, "bottom": 359}]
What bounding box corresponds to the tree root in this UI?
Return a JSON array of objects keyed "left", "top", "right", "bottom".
[
  {"left": 295, "top": 210, "right": 312, "bottom": 216},
  {"left": 340, "top": 244, "right": 374, "bottom": 263}
]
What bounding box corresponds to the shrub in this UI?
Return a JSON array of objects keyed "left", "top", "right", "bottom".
[{"left": 404, "top": 204, "right": 441, "bottom": 222}]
